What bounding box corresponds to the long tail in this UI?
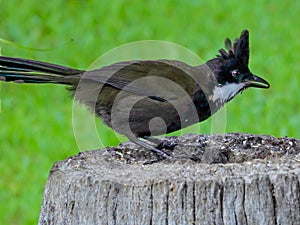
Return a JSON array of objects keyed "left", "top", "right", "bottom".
[{"left": 0, "top": 56, "right": 83, "bottom": 84}]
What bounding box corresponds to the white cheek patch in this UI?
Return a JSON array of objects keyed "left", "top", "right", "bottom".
[{"left": 212, "top": 83, "right": 245, "bottom": 103}]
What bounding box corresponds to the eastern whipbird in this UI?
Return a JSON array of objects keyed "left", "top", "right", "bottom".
[{"left": 0, "top": 30, "right": 270, "bottom": 159}]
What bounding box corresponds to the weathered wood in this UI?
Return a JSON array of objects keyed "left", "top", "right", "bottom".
[{"left": 38, "top": 133, "right": 300, "bottom": 225}]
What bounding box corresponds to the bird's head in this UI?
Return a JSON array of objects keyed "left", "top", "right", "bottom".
[{"left": 205, "top": 30, "right": 269, "bottom": 103}]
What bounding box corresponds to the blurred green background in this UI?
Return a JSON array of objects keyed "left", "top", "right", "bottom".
[{"left": 0, "top": 0, "right": 299, "bottom": 224}]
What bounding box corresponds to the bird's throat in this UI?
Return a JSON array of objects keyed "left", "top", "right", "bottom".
[{"left": 212, "top": 83, "right": 245, "bottom": 104}]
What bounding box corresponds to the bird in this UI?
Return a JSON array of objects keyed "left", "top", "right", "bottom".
[{"left": 0, "top": 30, "right": 269, "bottom": 159}]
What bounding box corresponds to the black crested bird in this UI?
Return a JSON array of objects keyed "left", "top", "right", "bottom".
[{"left": 0, "top": 30, "right": 269, "bottom": 159}]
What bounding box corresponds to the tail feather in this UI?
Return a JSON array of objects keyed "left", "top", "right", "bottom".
[{"left": 0, "top": 56, "right": 82, "bottom": 84}]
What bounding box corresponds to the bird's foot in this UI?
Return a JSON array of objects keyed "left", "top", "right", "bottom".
[{"left": 155, "top": 139, "right": 178, "bottom": 150}]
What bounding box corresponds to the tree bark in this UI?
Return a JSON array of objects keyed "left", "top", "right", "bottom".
[{"left": 38, "top": 133, "right": 300, "bottom": 225}]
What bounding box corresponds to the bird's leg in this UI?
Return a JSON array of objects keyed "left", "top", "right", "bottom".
[{"left": 130, "top": 138, "right": 172, "bottom": 160}]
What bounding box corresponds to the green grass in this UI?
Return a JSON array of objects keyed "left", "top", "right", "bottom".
[{"left": 0, "top": 1, "right": 299, "bottom": 224}]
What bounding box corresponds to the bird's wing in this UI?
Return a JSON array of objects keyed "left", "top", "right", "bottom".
[{"left": 82, "top": 60, "right": 200, "bottom": 102}]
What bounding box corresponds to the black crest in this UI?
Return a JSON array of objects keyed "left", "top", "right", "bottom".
[{"left": 217, "top": 30, "right": 250, "bottom": 66}]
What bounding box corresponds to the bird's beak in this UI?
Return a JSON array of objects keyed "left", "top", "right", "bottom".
[{"left": 245, "top": 74, "right": 270, "bottom": 89}]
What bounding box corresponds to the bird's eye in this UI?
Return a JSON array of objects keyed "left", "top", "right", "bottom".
[{"left": 231, "top": 69, "right": 239, "bottom": 78}]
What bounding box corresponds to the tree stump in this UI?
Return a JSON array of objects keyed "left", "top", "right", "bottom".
[{"left": 38, "top": 133, "right": 300, "bottom": 225}]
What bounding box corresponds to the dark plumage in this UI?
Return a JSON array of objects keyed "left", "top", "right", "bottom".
[{"left": 0, "top": 30, "right": 270, "bottom": 158}]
